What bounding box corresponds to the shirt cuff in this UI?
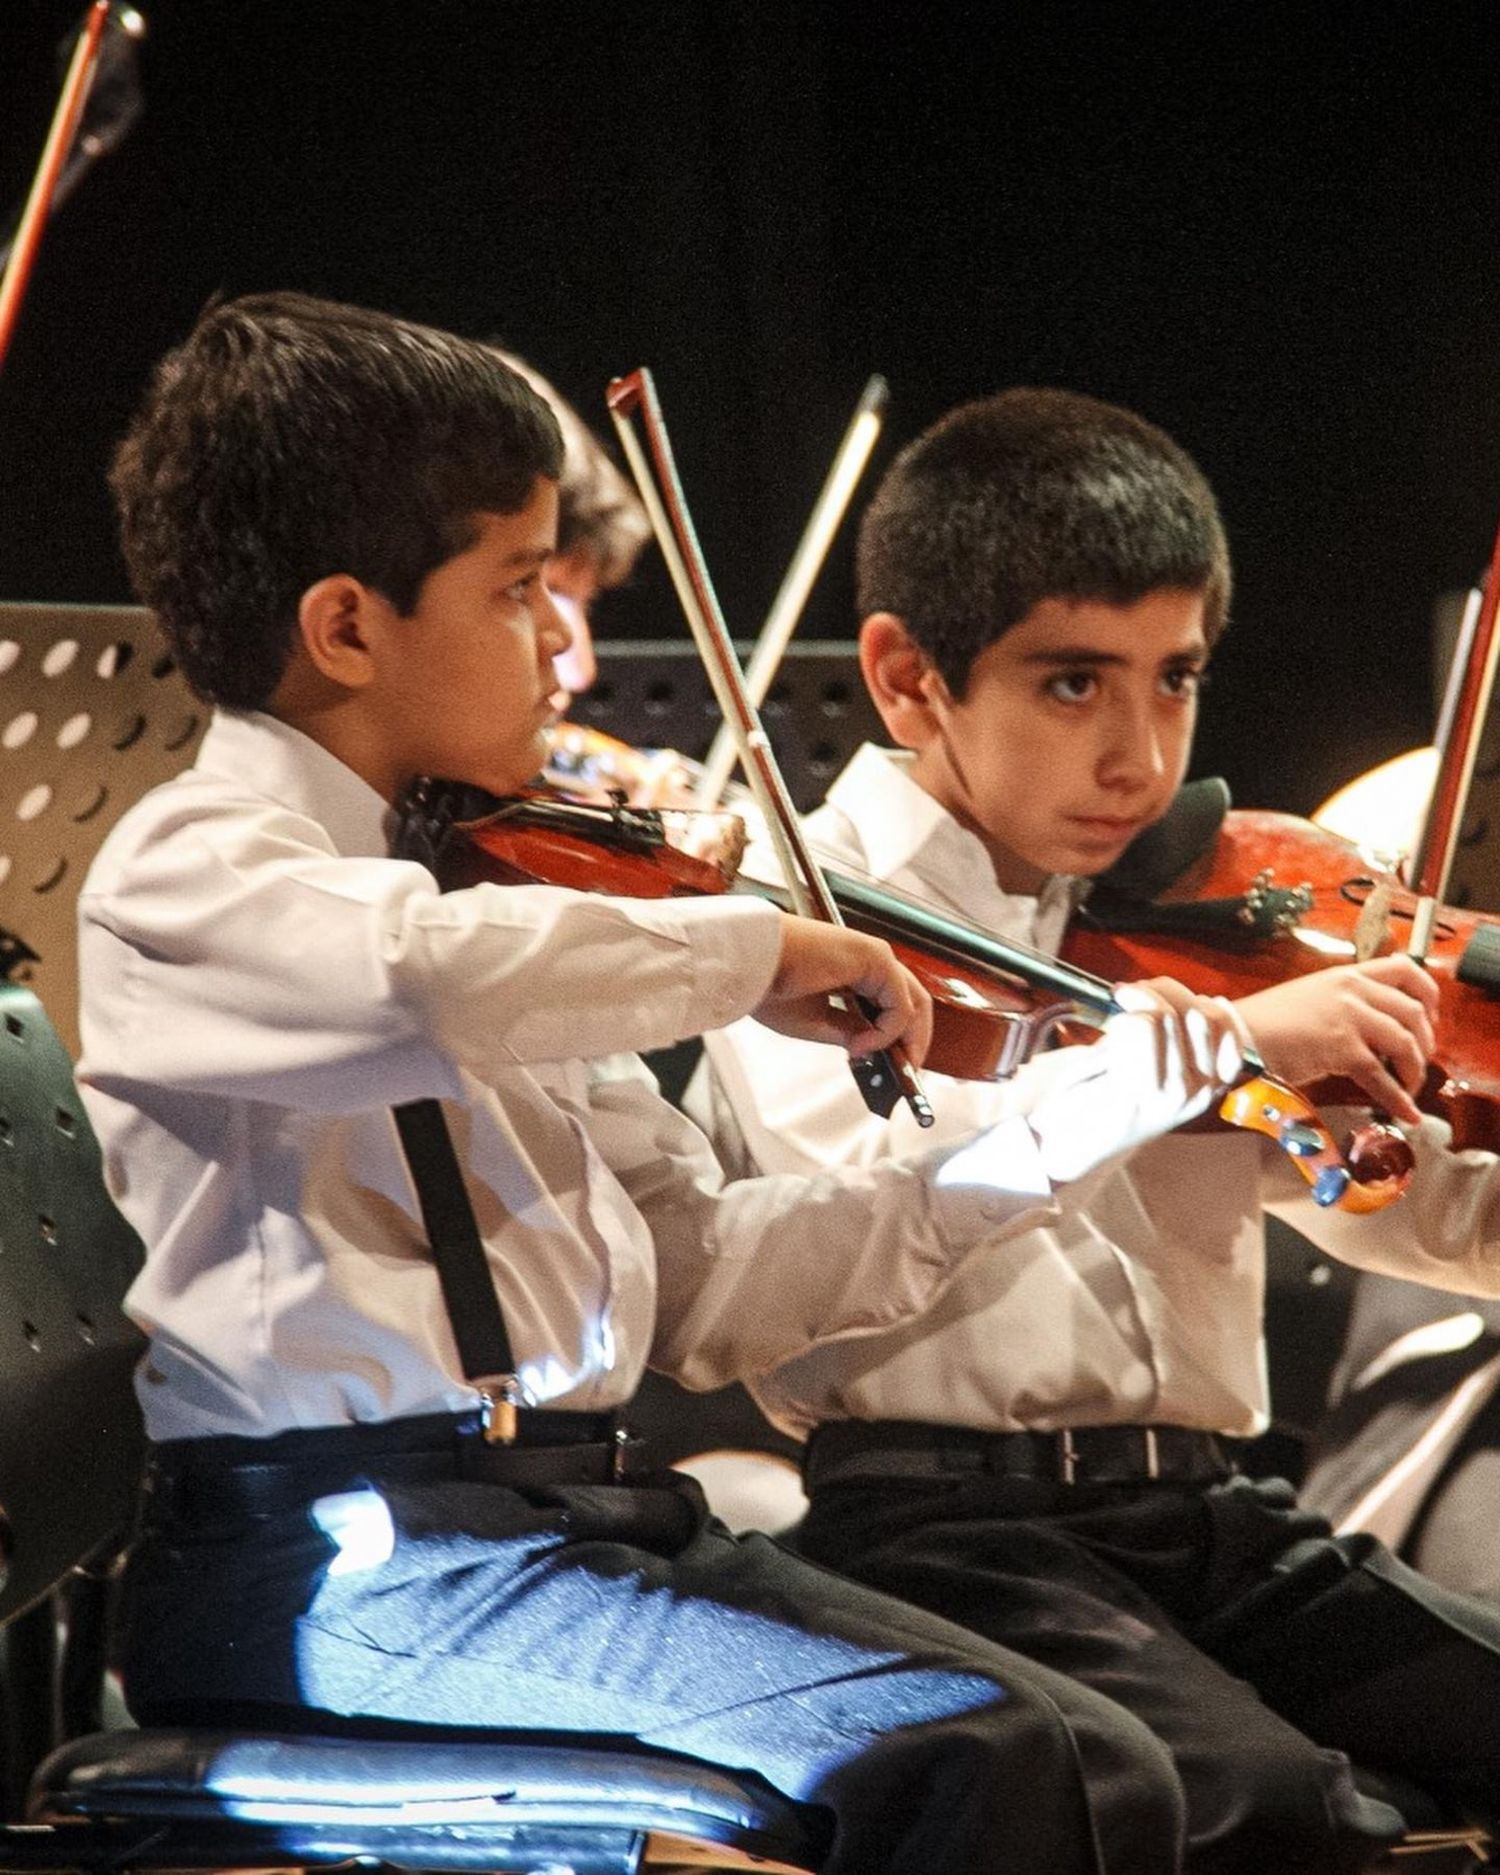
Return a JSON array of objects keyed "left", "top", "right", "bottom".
[{"left": 634, "top": 893, "right": 784, "bottom": 1034}]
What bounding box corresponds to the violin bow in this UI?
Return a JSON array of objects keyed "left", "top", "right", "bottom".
[
  {"left": 0, "top": 3, "right": 144, "bottom": 373},
  {"left": 608, "top": 366, "right": 933, "bottom": 1128},
  {"left": 1403, "top": 522, "right": 1500, "bottom": 961},
  {"left": 689, "top": 374, "right": 888, "bottom": 811}
]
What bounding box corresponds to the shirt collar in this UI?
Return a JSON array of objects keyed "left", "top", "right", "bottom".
[
  {"left": 821, "top": 741, "right": 1082, "bottom": 942},
  {"left": 824, "top": 743, "right": 954, "bottom": 879},
  {"left": 193, "top": 710, "right": 393, "bottom": 859}
]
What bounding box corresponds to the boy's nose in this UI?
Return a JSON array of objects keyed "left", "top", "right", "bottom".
[{"left": 1101, "top": 707, "right": 1166, "bottom": 788}]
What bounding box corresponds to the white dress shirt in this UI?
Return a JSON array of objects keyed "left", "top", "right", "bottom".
[
  {"left": 76, "top": 712, "right": 1068, "bottom": 1443},
  {"left": 691, "top": 743, "right": 1500, "bottom": 1440}
]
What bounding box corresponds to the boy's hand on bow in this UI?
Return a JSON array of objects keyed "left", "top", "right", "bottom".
[
  {"left": 1233, "top": 955, "right": 1439, "bottom": 1123},
  {"left": 755, "top": 915, "right": 933, "bottom": 1061}
]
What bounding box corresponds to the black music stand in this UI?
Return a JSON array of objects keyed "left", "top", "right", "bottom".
[
  {"left": 585, "top": 638, "right": 884, "bottom": 810},
  {"left": 0, "top": 604, "right": 206, "bottom": 1057}
]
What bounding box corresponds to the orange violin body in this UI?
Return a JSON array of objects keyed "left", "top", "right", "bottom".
[
  {"left": 1066, "top": 807, "right": 1500, "bottom": 1151},
  {"left": 441, "top": 787, "right": 745, "bottom": 900}
]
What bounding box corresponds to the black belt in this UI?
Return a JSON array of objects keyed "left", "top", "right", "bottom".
[
  {"left": 144, "top": 1409, "right": 640, "bottom": 1524},
  {"left": 804, "top": 1419, "right": 1241, "bottom": 1491}
]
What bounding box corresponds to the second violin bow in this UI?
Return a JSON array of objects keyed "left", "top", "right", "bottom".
[
  {"left": 690, "top": 373, "right": 888, "bottom": 811},
  {"left": 608, "top": 365, "right": 933, "bottom": 1129},
  {"left": 0, "top": 2, "right": 146, "bottom": 372}
]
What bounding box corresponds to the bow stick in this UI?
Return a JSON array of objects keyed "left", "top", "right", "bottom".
[
  {"left": 1403, "top": 527, "right": 1500, "bottom": 963},
  {"left": 607, "top": 366, "right": 933, "bottom": 1128},
  {"left": 690, "top": 374, "right": 888, "bottom": 811},
  {"left": 0, "top": 4, "right": 145, "bottom": 373}
]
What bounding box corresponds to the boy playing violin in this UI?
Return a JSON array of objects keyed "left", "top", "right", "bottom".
[
  {"left": 76, "top": 296, "right": 1286, "bottom": 1875},
  {"left": 691, "top": 387, "right": 1500, "bottom": 1872}
]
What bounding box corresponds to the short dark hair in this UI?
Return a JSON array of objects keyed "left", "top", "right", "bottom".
[
  {"left": 110, "top": 293, "right": 565, "bottom": 708},
  {"left": 856, "top": 387, "right": 1230, "bottom": 695}
]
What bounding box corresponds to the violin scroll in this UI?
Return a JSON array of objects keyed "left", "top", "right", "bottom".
[{"left": 1219, "top": 1077, "right": 1414, "bottom": 1212}]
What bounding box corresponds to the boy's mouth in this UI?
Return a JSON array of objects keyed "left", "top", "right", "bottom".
[{"left": 1067, "top": 815, "right": 1148, "bottom": 838}]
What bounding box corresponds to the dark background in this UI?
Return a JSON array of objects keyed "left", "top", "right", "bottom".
[{"left": 3, "top": 0, "right": 1499, "bottom": 818}]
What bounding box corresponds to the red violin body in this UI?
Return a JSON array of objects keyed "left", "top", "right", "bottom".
[{"left": 1066, "top": 807, "right": 1500, "bottom": 1151}]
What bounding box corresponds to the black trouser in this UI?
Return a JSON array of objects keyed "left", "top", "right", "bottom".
[
  {"left": 794, "top": 1458, "right": 1500, "bottom": 1875},
  {"left": 120, "top": 1416, "right": 1185, "bottom": 1875}
]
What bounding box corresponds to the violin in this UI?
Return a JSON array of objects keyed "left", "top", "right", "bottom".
[
  {"left": 543, "top": 721, "right": 707, "bottom": 811},
  {"left": 395, "top": 777, "right": 1416, "bottom": 1215},
  {"left": 1069, "top": 801, "right": 1500, "bottom": 1152}
]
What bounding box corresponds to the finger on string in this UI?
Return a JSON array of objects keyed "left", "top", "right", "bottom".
[
  {"left": 1361, "top": 1007, "right": 1434, "bottom": 1086},
  {"left": 1358, "top": 981, "right": 1438, "bottom": 1054}
]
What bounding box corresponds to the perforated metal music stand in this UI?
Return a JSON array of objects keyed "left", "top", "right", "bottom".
[
  {"left": 585, "top": 638, "right": 883, "bottom": 809},
  {"left": 0, "top": 603, "right": 206, "bottom": 1057}
]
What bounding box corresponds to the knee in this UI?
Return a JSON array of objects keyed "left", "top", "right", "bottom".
[
  {"left": 1190, "top": 1739, "right": 1405, "bottom": 1875},
  {"left": 1047, "top": 1689, "right": 1186, "bottom": 1872}
]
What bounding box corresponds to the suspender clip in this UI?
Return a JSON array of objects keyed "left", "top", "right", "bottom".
[{"left": 477, "top": 1376, "right": 522, "bottom": 1445}]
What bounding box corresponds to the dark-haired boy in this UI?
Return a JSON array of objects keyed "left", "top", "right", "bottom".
[
  {"left": 693, "top": 387, "right": 1500, "bottom": 1872},
  {"left": 78, "top": 298, "right": 1274, "bottom": 1875}
]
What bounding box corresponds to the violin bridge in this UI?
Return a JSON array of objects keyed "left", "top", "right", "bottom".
[{"left": 1353, "top": 879, "right": 1394, "bottom": 960}]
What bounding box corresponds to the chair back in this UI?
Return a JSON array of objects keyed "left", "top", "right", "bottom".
[{"left": 0, "top": 981, "right": 145, "bottom": 1624}]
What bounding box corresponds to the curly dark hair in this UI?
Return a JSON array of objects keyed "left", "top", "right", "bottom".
[
  {"left": 110, "top": 293, "right": 564, "bottom": 708},
  {"left": 856, "top": 388, "right": 1230, "bottom": 697}
]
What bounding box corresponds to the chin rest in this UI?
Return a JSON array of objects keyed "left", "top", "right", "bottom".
[{"left": 15, "top": 1726, "right": 828, "bottom": 1874}]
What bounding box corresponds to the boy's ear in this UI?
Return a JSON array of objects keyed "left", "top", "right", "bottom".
[
  {"left": 858, "top": 613, "right": 950, "bottom": 751},
  {"left": 296, "top": 574, "right": 381, "bottom": 688}
]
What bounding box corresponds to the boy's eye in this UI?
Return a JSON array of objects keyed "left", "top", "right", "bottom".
[
  {"left": 1046, "top": 670, "right": 1098, "bottom": 704},
  {"left": 1161, "top": 665, "right": 1207, "bottom": 698},
  {"left": 504, "top": 572, "right": 542, "bottom": 603}
]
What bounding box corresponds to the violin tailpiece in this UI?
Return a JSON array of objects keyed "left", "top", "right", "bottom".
[{"left": 1082, "top": 887, "right": 1312, "bottom": 944}]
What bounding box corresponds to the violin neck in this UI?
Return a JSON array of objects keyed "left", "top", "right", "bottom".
[
  {"left": 831, "top": 869, "right": 1118, "bottom": 1013},
  {"left": 741, "top": 863, "right": 1119, "bottom": 1021}
]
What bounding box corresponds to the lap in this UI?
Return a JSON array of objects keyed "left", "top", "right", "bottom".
[
  {"left": 797, "top": 1467, "right": 1500, "bottom": 1847},
  {"left": 121, "top": 1469, "right": 1162, "bottom": 1810},
  {"left": 797, "top": 1473, "right": 1367, "bottom": 1784}
]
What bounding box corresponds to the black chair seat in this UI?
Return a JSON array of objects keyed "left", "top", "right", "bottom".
[{"left": 14, "top": 1726, "right": 829, "bottom": 1873}]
